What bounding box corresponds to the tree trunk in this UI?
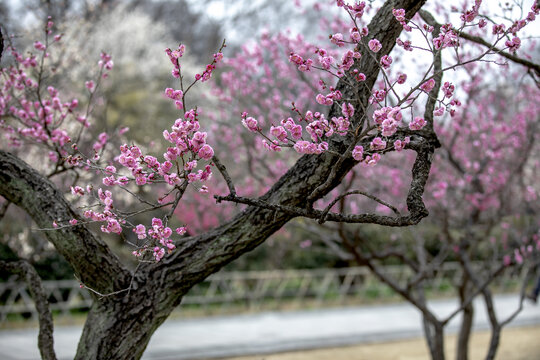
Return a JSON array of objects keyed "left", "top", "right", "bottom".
[
  {"left": 456, "top": 278, "right": 474, "bottom": 360},
  {"left": 74, "top": 285, "right": 172, "bottom": 359},
  {"left": 456, "top": 300, "right": 474, "bottom": 360},
  {"left": 423, "top": 317, "right": 445, "bottom": 360},
  {"left": 485, "top": 325, "right": 501, "bottom": 360}
]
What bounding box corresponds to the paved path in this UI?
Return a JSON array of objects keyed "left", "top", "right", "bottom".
[{"left": 1, "top": 294, "right": 540, "bottom": 360}]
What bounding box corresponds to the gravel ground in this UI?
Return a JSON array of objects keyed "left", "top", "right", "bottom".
[{"left": 224, "top": 325, "right": 540, "bottom": 360}]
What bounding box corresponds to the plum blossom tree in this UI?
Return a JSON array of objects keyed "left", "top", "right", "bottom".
[
  {"left": 0, "top": 1, "right": 539, "bottom": 360},
  {"left": 306, "top": 77, "right": 540, "bottom": 360}
]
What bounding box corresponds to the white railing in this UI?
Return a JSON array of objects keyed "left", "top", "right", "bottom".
[{"left": 0, "top": 263, "right": 524, "bottom": 320}]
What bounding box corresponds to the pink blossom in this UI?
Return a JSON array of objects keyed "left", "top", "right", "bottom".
[
  {"left": 198, "top": 144, "right": 214, "bottom": 160},
  {"left": 381, "top": 118, "right": 398, "bottom": 136},
  {"left": 289, "top": 53, "right": 303, "bottom": 65},
  {"left": 270, "top": 125, "right": 288, "bottom": 142},
  {"left": 392, "top": 8, "right": 406, "bottom": 22},
  {"left": 355, "top": 72, "right": 366, "bottom": 81},
  {"left": 442, "top": 82, "right": 454, "bottom": 98},
  {"left": 396, "top": 38, "right": 412, "bottom": 51},
  {"left": 214, "top": 52, "right": 224, "bottom": 62},
  {"left": 316, "top": 94, "right": 333, "bottom": 106},
  {"left": 492, "top": 24, "right": 506, "bottom": 35},
  {"left": 380, "top": 55, "right": 392, "bottom": 69},
  {"left": 293, "top": 140, "right": 325, "bottom": 154},
  {"left": 365, "top": 153, "right": 381, "bottom": 166},
  {"left": 514, "top": 249, "right": 523, "bottom": 264},
  {"left": 341, "top": 103, "right": 354, "bottom": 118},
  {"left": 262, "top": 139, "right": 281, "bottom": 152},
  {"left": 350, "top": 28, "right": 361, "bottom": 42},
  {"left": 352, "top": 145, "right": 364, "bottom": 161},
  {"left": 134, "top": 224, "right": 147, "bottom": 240},
  {"left": 176, "top": 227, "right": 187, "bottom": 235},
  {"left": 105, "top": 165, "right": 117, "bottom": 174},
  {"left": 330, "top": 33, "right": 345, "bottom": 47},
  {"left": 153, "top": 247, "right": 165, "bottom": 261},
  {"left": 420, "top": 78, "right": 436, "bottom": 93},
  {"left": 71, "top": 186, "right": 85, "bottom": 196},
  {"left": 433, "top": 26, "right": 458, "bottom": 49},
  {"left": 102, "top": 176, "right": 117, "bottom": 186},
  {"left": 85, "top": 81, "right": 95, "bottom": 91},
  {"left": 434, "top": 107, "right": 445, "bottom": 116},
  {"left": 34, "top": 41, "right": 46, "bottom": 51},
  {"left": 102, "top": 219, "right": 122, "bottom": 234},
  {"left": 370, "top": 137, "right": 387, "bottom": 150},
  {"left": 397, "top": 73, "right": 407, "bottom": 84},
  {"left": 505, "top": 37, "right": 521, "bottom": 53},
  {"left": 368, "top": 39, "right": 382, "bottom": 52},
  {"left": 242, "top": 116, "right": 259, "bottom": 132},
  {"left": 409, "top": 116, "right": 427, "bottom": 130},
  {"left": 298, "top": 239, "right": 312, "bottom": 249},
  {"left": 69, "top": 219, "right": 78, "bottom": 225}
]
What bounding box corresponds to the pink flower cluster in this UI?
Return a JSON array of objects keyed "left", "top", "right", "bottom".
[
  {"left": 293, "top": 140, "right": 328, "bottom": 154},
  {"left": 81, "top": 188, "right": 124, "bottom": 235},
  {"left": 392, "top": 8, "right": 412, "bottom": 31},
  {"left": 505, "top": 37, "right": 521, "bottom": 53},
  {"left": 368, "top": 39, "right": 382, "bottom": 53},
  {"left": 132, "top": 219, "right": 187, "bottom": 261},
  {"left": 241, "top": 113, "right": 260, "bottom": 132},
  {"left": 316, "top": 88, "right": 342, "bottom": 106},
  {"left": 420, "top": 78, "right": 436, "bottom": 93},
  {"left": 316, "top": 48, "right": 335, "bottom": 70},
  {"left": 396, "top": 38, "right": 413, "bottom": 51},
  {"left": 460, "top": 0, "right": 482, "bottom": 23},
  {"left": 165, "top": 44, "right": 185, "bottom": 78},
  {"left": 352, "top": 145, "right": 364, "bottom": 161},
  {"left": 370, "top": 137, "right": 386, "bottom": 150},
  {"left": 289, "top": 53, "right": 313, "bottom": 72},
  {"left": 165, "top": 87, "right": 184, "bottom": 110},
  {"left": 433, "top": 25, "right": 458, "bottom": 49},
  {"left": 393, "top": 137, "right": 410, "bottom": 152},
  {"left": 195, "top": 51, "right": 224, "bottom": 82},
  {"left": 409, "top": 116, "right": 426, "bottom": 130},
  {"left": 98, "top": 52, "right": 114, "bottom": 79},
  {"left": 340, "top": 50, "right": 362, "bottom": 72},
  {"left": 0, "top": 48, "right": 80, "bottom": 156},
  {"left": 330, "top": 33, "right": 345, "bottom": 47},
  {"left": 373, "top": 106, "right": 403, "bottom": 137}
]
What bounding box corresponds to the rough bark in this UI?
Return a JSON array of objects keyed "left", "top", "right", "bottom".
[
  {"left": 0, "top": 151, "right": 131, "bottom": 293},
  {"left": 0, "top": 1, "right": 430, "bottom": 359}
]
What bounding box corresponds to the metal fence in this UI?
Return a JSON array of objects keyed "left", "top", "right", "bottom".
[{"left": 0, "top": 263, "right": 525, "bottom": 321}]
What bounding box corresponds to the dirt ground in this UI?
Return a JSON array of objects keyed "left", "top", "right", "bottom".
[{"left": 225, "top": 325, "right": 540, "bottom": 360}]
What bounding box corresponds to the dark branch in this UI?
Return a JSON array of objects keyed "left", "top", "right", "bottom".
[
  {"left": 0, "top": 150, "right": 131, "bottom": 294},
  {"left": 0, "top": 260, "right": 57, "bottom": 360}
]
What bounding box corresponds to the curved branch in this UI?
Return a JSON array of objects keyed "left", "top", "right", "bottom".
[
  {"left": 153, "top": 0, "right": 429, "bottom": 304},
  {"left": 0, "top": 150, "right": 131, "bottom": 293},
  {"left": 423, "top": 11, "right": 540, "bottom": 77},
  {"left": 0, "top": 260, "right": 57, "bottom": 360},
  {"left": 458, "top": 31, "right": 540, "bottom": 77}
]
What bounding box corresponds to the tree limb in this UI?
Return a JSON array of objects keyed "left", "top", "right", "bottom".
[
  {"left": 0, "top": 150, "right": 131, "bottom": 294},
  {"left": 0, "top": 260, "right": 57, "bottom": 360}
]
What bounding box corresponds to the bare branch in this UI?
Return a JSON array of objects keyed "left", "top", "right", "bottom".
[
  {"left": 0, "top": 260, "right": 57, "bottom": 360},
  {"left": 212, "top": 155, "right": 236, "bottom": 196}
]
